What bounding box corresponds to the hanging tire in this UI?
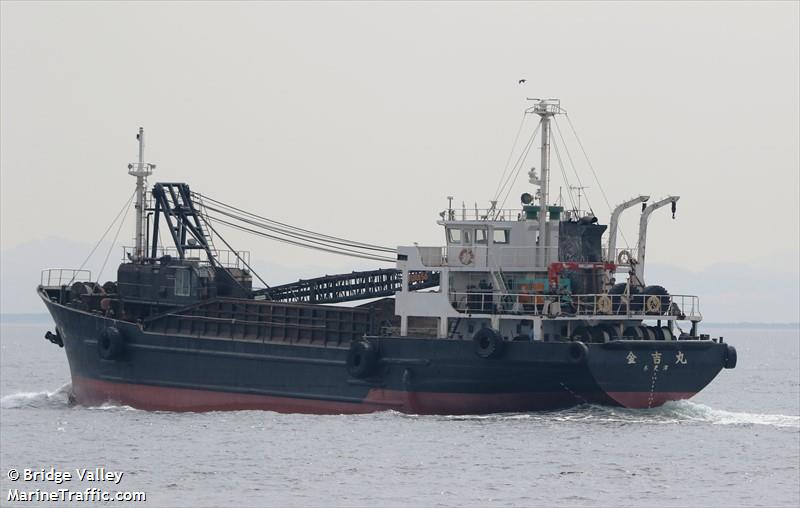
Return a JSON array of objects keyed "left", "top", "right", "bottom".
[
  {"left": 642, "top": 285, "right": 670, "bottom": 314},
  {"left": 589, "top": 326, "right": 611, "bottom": 343},
  {"left": 724, "top": 344, "right": 737, "bottom": 369},
  {"left": 567, "top": 341, "right": 589, "bottom": 364},
  {"left": 346, "top": 340, "right": 379, "bottom": 378},
  {"left": 596, "top": 324, "right": 620, "bottom": 342},
  {"left": 651, "top": 326, "right": 674, "bottom": 341},
  {"left": 98, "top": 326, "right": 124, "bottom": 360},
  {"left": 571, "top": 326, "right": 593, "bottom": 343},
  {"left": 473, "top": 328, "right": 504, "bottom": 359},
  {"left": 623, "top": 325, "right": 647, "bottom": 340}
]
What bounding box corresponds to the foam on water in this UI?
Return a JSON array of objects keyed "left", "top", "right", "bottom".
[
  {"left": 0, "top": 383, "right": 138, "bottom": 412},
  {"left": 663, "top": 400, "right": 800, "bottom": 428},
  {"left": 0, "top": 382, "right": 71, "bottom": 409},
  {"left": 2, "top": 384, "right": 798, "bottom": 429},
  {"left": 402, "top": 400, "right": 800, "bottom": 429},
  {"left": 86, "top": 402, "right": 140, "bottom": 412}
]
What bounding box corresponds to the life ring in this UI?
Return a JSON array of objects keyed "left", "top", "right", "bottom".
[
  {"left": 645, "top": 295, "right": 662, "bottom": 314},
  {"left": 617, "top": 250, "right": 632, "bottom": 264},
  {"left": 346, "top": 339, "right": 379, "bottom": 378},
  {"left": 596, "top": 295, "right": 613, "bottom": 314},
  {"left": 98, "top": 326, "right": 125, "bottom": 360},
  {"left": 458, "top": 248, "right": 475, "bottom": 265},
  {"left": 473, "top": 328, "right": 504, "bottom": 359}
]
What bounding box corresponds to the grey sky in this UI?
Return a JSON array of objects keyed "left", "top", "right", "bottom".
[{"left": 1, "top": 2, "right": 798, "bottom": 300}]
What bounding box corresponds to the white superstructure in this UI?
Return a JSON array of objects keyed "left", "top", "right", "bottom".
[{"left": 393, "top": 99, "right": 699, "bottom": 343}]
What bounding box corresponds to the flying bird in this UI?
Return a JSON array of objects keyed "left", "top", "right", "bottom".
[{"left": 518, "top": 79, "right": 526, "bottom": 84}]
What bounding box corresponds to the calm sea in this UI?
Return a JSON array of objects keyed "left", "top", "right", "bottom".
[{"left": 1, "top": 322, "right": 798, "bottom": 507}]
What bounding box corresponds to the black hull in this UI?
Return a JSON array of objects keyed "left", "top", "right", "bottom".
[{"left": 41, "top": 293, "right": 732, "bottom": 414}]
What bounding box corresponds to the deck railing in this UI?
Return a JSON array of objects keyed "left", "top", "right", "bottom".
[
  {"left": 40, "top": 268, "right": 92, "bottom": 287},
  {"left": 440, "top": 207, "right": 594, "bottom": 222},
  {"left": 441, "top": 208, "right": 523, "bottom": 222},
  {"left": 121, "top": 246, "right": 250, "bottom": 269},
  {"left": 449, "top": 291, "right": 701, "bottom": 320}
]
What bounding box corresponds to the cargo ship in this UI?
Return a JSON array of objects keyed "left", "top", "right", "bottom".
[{"left": 38, "top": 99, "right": 736, "bottom": 414}]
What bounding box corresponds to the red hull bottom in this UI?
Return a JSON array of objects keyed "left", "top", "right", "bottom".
[{"left": 71, "top": 376, "right": 696, "bottom": 414}]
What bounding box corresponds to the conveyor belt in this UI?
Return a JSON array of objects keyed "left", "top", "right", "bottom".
[{"left": 255, "top": 269, "right": 440, "bottom": 304}]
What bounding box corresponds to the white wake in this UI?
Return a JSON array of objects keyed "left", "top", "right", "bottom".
[{"left": 0, "top": 383, "right": 72, "bottom": 409}]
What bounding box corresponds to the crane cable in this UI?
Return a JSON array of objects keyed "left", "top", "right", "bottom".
[
  {"left": 70, "top": 189, "right": 136, "bottom": 285},
  {"left": 192, "top": 192, "right": 395, "bottom": 253},
  {"left": 492, "top": 112, "right": 530, "bottom": 200},
  {"left": 203, "top": 214, "right": 396, "bottom": 263},
  {"left": 552, "top": 117, "right": 594, "bottom": 215},
  {"left": 549, "top": 132, "right": 579, "bottom": 213},
  {"left": 493, "top": 119, "right": 542, "bottom": 209},
  {"left": 563, "top": 113, "right": 631, "bottom": 248},
  {"left": 199, "top": 202, "right": 394, "bottom": 257}
]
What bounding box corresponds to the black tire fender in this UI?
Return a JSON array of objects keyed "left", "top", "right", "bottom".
[
  {"left": 473, "top": 328, "right": 504, "bottom": 359},
  {"left": 98, "top": 326, "right": 125, "bottom": 360},
  {"left": 571, "top": 326, "right": 593, "bottom": 343},
  {"left": 567, "top": 341, "right": 589, "bottom": 364},
  {"left": 724, "top": 344, "right": 737, "bottom": 369},
  {"left": 346, "top": 339, "right": 379, "bottom": 378}
]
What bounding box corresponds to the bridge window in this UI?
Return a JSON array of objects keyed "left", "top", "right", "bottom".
[
  {"left": 475, "top": 228, "right": 488, "bottom": 244},
  {"left": 447, "top": 228, "right": 462, "bottom": 244},
  {"left": 493, "top": 229, "right": 510, "bottom": 244},
  {"left": 175, "top": 268, "right": 192, "bottom": 296}
]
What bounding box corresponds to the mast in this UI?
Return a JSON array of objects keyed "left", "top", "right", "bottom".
[
  {"left": 531, "top": 99, "right": 561, "bottom": 265},
  {"left": 128, "top": 127, "right": 154, "bottom": 262}
]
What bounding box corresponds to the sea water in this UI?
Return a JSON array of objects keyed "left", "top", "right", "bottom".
[{"left": 1, "top": 323, "right": 798, "bottom": 507}]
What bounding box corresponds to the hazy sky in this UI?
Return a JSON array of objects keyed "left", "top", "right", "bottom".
[{"left": 2, "top": 2, "right": 798, "bottom": 280}]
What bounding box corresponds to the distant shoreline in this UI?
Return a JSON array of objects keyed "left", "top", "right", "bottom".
[
  {"left": 1, "top": 313, "right": 798, "bottom": 329},
  {"left": 701, "top": 322, "right": 800, "bottom": 329}
]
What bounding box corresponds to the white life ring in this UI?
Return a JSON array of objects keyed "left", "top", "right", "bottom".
[
  {"left": 645, "top": 295, "right": 662, "bottom": 313},
  {"left": 458, "top": 248, "right": 475, "bottom": 265},
  {"left": 596, "top": 295, "right": 612, "bottom": 314},
  {"left": 617, "top": 250, "right": 632, "bottom": 265}
]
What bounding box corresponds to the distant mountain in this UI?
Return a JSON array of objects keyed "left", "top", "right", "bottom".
[{"left": 645, "top": 262, "right": 799, "bottom": 324}]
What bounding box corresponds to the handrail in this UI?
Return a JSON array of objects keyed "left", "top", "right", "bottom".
[
  {"left": 40, "top": 268, "right": 91, "bottom": 287},
  {"left": 440, "top": 208, "right": 523, "bottom": 222},
  {"left": 121, "top": 246, "right": 250, "bottom": 269},
  {"left": 448, "top": 290, "right": 701, "bottom": 320},
  {"left": 439, "top": 207, "right": 595, "bottom": 222}
]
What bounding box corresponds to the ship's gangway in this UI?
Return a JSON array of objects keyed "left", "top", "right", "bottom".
[{"left": 255, "top": 269, "right": 440, "bottom": 304}]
